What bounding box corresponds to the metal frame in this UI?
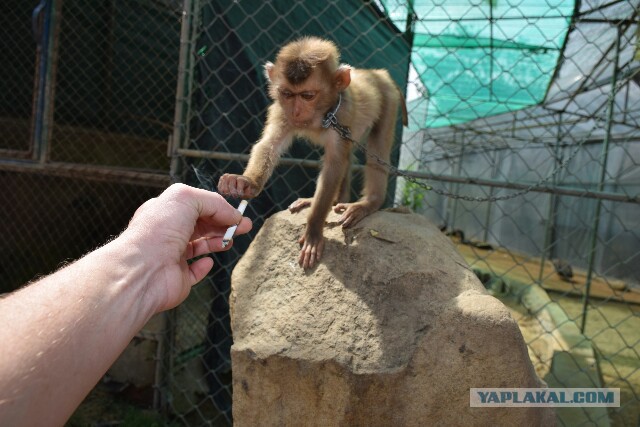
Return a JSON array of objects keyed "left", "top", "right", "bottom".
[{"left": 0, "top": 0, "right": 171, "bottom": 188}]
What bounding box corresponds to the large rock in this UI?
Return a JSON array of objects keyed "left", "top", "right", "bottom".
[{"left": 230, "top": 209, "right": 553, "bottom": 426}]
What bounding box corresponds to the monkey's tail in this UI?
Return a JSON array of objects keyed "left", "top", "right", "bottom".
[
  {"left": 400, "top": 97, "right": 408, "bottom": 127},
  {"left": 395, "top": 84, "right": 409, "bottom": 126}
]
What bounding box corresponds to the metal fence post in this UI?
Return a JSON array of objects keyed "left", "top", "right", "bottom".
[{"left": 580, "top": 25, "right": 620, "bottom": 334}]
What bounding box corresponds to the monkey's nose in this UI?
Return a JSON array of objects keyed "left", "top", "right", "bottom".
[{"left": 293, "top": 99, "right": 305, "bottom": 117}]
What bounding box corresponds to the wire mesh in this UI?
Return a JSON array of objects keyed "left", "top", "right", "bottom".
[
  {"left": 49, "top": 0, "right": 180, "bottom": 170},
  {"left": 0, "top": 0, "right": 175, "bottom": 423},
  {"left": 0, "top": 0, "right": 39, "bottom": 155},
  {"left": 1, "top": 0, "right": 639, "bottom": 426},
  {"left": 394, "top": 2, "right": 640, "bottom": 426}
]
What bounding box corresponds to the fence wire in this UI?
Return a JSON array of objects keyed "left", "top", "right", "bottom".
[{"left": 1, "top": 1, "right": 639, "bottom": 426}]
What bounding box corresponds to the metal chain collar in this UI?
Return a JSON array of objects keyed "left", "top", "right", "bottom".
[{"left": 321, "top": 92, "right": 352, "bottom": 140}]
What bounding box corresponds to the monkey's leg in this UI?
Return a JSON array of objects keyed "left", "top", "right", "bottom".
[
  {"left": 289, "top": 149, "right": 350, "bottom": 213},
  {"left": 299, "top": 140, "right": 349, "bottom": 269},
  {"left": 334, "top": 95, "right": 398, "bottom": 228},
  {"left": 333, "top": 135, "right": 393, "bottom": 227},
  {"left": 336, "top": 151, "right": 352, "bottom": 204}
]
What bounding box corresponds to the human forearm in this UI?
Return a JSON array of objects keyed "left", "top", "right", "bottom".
[
  {"left": 0, "top": 184, "right": 251, "bottom": 426},
  {"left": 0, "top": 236, "right": 159, "bottom": 426}
]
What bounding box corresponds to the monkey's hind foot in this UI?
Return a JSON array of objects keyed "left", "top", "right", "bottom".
[{"left": 289, "top": 198, "right": 313, "bottom": 213}]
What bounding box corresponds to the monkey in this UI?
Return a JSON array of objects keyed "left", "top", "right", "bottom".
[{"left": 218, "top": 36, "right": 408, "bottom": 269}]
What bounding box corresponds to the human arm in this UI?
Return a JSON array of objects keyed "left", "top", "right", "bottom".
[{"left": 0, "top": 184, "right": 251, "bottom": 426}]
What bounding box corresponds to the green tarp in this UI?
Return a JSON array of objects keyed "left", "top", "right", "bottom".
[{"left": 380, "top": 0, "right": 575, "bottom": 128}]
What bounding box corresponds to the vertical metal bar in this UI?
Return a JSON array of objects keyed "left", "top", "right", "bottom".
[
  {"left": 489, "top": 0, "right": 494, "bottom": 103},
  {"left": 449, "top": 135, "right": 465, "bottom": 229},
  {"left": 580, "top": 27, "right": 620, "bottom": 333},
  {"left": 32, "top": 0, "right": 52, "bottom": 162},
  {"left": 443, "top": 129, "right": 457, "bottom": 227},
  {"left": 169, "top": 0, "right": 196, "bottom": 183},
  {"left": 482, "top": 148, "right": 498, "bottom": 242},
  {"left": 183, "top": 0, "right": 201, "bottom": 151},
  {"left": 404, "top": 0, "right": 415, "bottom": 47},
  {"left": 538, "top": 114, "right": 563, "bottom": 285},
  {"left": 161, "top": 0, "right": 196, "bottom": 414},
  {"left": 40, "top": 0, "right": 62, "bottom": 164},
  {"left": 159, "top": 309, "right": 175, "bottom": 415},
  {"left": 393, "top": 0, "right": 415, "bottom": 206}
]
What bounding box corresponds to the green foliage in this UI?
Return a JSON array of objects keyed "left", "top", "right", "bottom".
[{"left": 400, "top": 178, "right": 426, "bottom": 211}]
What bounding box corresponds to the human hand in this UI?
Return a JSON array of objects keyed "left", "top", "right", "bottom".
[{"left": 121, "top": 183, "right": 252, "bottom": 312}]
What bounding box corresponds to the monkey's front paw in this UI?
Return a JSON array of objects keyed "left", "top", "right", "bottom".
[
  {"left": 334, "top": 201, "right": 377, "bottom": 228},
  {"left": 298, "top": 232, "right": 324, "bottom": 269},
  {"left": 288, "top": 198, "right": 313, "bottom": 213},
  {"left": 217, "top": 174, "right": 259, "bottom": 199}
]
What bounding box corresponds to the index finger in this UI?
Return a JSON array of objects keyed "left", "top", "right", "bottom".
[{"left": 192, "top": 187, "right": 244, "bottom": 226}]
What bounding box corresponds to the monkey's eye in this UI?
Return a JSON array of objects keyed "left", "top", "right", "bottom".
[
  {"left": 300, "top": 92, "right": 317, "bottom": 101},
  {"left": 279, "top": 90, "right": 294, "bottom": 99}
]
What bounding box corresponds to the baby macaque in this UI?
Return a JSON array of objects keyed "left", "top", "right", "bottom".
[{"left": 218, "top": 36, "right": 407, "bottom": 268}]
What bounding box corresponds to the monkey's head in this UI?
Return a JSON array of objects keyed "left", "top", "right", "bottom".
[{"left": 265, "top": 37, "right": 351, "bottom": 129}]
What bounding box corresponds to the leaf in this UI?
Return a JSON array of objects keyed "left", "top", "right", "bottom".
[{"left": 369, "top": 229, "right": 398, "bottom": 243}]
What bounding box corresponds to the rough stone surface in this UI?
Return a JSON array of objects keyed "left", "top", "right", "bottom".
[{"left": 231, "top": 209, "right": 554, "bottom": 426}]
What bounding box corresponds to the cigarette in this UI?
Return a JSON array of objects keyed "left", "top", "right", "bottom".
[{"left": 222, "top": 199, "right": 248, "bottom": 248}]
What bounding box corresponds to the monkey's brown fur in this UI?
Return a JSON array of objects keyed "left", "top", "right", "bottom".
[{"left": 218, "top": 37, "right": 407, "bottom": 268}]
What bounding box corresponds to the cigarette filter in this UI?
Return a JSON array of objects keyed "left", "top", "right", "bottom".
[{"left": 222, "top": 199, "right": 248, "bottom": 248}]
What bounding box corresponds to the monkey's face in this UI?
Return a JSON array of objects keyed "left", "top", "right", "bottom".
[{"left": 275, "top": 71, "right": 334, "bottom": 128}]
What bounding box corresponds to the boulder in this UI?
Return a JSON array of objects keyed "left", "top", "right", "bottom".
[{"left": 230, "top": 209, "right": 553, "bottom": 426}]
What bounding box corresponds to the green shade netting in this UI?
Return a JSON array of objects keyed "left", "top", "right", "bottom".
[{"left": 380, "top": 0, "right": 575, "bottom": 128}]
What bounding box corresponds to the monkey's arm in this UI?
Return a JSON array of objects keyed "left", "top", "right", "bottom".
[
  {"left": 299, "top": 135, "right": 350, "bottom": 268},
  {"left": 218, "top": 116, "right": 293, "bottom": 199}
]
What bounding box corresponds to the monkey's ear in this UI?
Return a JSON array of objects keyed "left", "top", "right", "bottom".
[
  {"left": 335, "top": 64, "right": 351, "bottom": 91},
  {"left": 264, "top": 61, "right": 275, "bottom": 82}
]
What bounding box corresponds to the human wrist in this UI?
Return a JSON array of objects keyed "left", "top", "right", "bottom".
[{"left": 94, "top": 232, "right": 162, "bottom": 322}]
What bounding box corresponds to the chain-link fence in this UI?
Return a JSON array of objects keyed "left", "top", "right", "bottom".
[
  {"left": 1, "top": 0, "right": 176, "bottom": 423},
  {"left": 1, "top": 0, "right": 179, "bottom": 286},
  {"left": 2, "top": 0, "right": 639, "bottom": 426}
]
